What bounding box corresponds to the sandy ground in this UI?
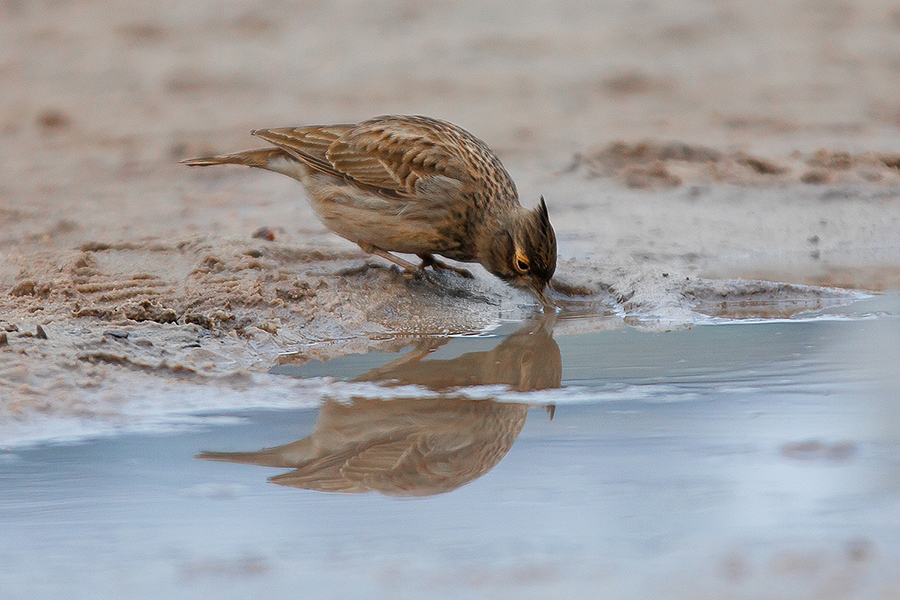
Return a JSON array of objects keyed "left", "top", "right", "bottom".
[{"left": 2, "top": 0, "right": 900, "bottom": 422}]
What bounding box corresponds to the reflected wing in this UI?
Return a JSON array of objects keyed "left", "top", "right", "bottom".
[
  {"left": 267, "top": 438, "right": 415, "bottom": 493},
  {"left": 267, "top": 436, "right": 455, "bottom": 495}
]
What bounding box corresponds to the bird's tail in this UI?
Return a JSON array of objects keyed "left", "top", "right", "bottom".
[
  {"left": 195, "top": 447, "right": 292, "bottom": 468},
  {"left": 195, "top": 438, "right": 316, "bottom": 468},
  {"left": 181, "top": 148, "right": 307, "bottom": 181}
]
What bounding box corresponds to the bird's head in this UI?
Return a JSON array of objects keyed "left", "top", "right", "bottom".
[{"left": 485, "top": 197, "right": 557, "bottom": 308}]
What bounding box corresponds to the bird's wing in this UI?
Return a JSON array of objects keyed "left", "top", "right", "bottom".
[
  {"left": 251, "top": 124, "right": 352, "bottom": 179},
  {"left": 253, "top": 116, "right": 472, "bottom": 199}
]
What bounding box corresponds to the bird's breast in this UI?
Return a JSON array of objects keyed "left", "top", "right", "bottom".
[{"left": 301, "top": 176, "right": 475, "bottom": 258}]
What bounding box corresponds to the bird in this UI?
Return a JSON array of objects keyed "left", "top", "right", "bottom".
[{"left": 181, "top": 115, "right": 557, "bottom": 306}]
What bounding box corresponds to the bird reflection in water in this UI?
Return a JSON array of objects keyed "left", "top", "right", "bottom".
[{"left": 197, "top": 317, "right": 560, "bottom": 497}]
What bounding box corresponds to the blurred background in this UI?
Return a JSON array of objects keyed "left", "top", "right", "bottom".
[{"left": 4, "top": 0, "right": 900, "bottom": 175}]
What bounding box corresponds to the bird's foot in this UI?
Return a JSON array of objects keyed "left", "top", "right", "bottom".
[
  {"left": 362, "top": 246, "right": 422, "bottom": 278},
  {"left": 418, "top": 254, "right": 474, "bottom": 279}
]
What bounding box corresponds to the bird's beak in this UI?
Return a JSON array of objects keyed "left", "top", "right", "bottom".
[{"left": 532, "top": 282, "right": 555, "bottom": 311}]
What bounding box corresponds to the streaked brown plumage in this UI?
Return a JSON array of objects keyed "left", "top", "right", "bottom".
[{"left": 182, "top": 115, "right": 557, "bottom": 304}]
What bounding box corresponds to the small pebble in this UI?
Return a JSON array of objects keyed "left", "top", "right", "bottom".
[
  {"left": 35, "top": 324, "right": 48, "bottom": 339},
  {"left": 103, "top": 330, "right": 129, "bottom": 339},
  {"left": 252, "top": 226, "right": 276, "bottom": 241},
  {"left": 0, "top": 332, "right": 7, "bottom": 346},
  {"left": 37, "top": 108, "right": 70, "bottom": 130},
  {"left": 801, "top": 170, "right": 829, "bottom": 184}
]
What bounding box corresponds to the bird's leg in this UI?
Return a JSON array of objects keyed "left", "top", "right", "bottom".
[
  {"left": 418, "top": 254, "right": 474, "bottom": 279},
  {"left": 360, "top": 244, "right": 421, "bottom": 278}
]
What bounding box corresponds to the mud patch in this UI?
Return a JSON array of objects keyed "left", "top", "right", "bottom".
[
  {"left": 0, "top": 233, "right": 530, "bottom": 425},
  {"left": 0, "top": 242, "right": 866, "bottom": 432},
  {"left": 553, "top": 258, "right": 861, "bottom": 328},
  {"left": 569, "top": 142, "right": 900, "bottom": 188},
  {"left": 683, "top": 279, "right": 860, "bottom": 320}
]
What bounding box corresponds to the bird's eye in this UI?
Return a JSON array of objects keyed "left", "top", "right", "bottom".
[{"left": 513, "top": 249, "right": 530, "bottom": 274}]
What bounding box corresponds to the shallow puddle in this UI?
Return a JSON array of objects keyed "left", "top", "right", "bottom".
[{"left": 2, "top": 294, "right": 900, "bottom": 598}]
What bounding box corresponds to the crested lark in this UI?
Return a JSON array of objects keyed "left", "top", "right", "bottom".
[{"left": 182, "top": 115, "right": 557, "bottom": 305}]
